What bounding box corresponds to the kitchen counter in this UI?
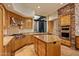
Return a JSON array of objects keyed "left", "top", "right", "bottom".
[
  {"left": 23, "top": 32, "right": 52, "bottom": 35},
  {"left": 3, "top": 36, "right": 14, "bottom": 46},
  {"left": 3, "top": 32, "right": 60, "bottom": 46},
  {"left": 34, "top": 35, "right": 61, "bottom": 43}
]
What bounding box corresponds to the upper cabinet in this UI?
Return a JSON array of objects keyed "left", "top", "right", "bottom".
[
  {"left": 59, "top": 15, "right": 71, "bottom": 26},
  {"left": 5, "top": 10, "right": 33, "bottom": 29},
  {"left": 24, "top": 19, "right": 33, "bottom": 29}
]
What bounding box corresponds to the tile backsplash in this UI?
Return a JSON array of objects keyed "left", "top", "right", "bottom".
[{"left": 3, "top": 25, "right": 33, "bottom": 36}]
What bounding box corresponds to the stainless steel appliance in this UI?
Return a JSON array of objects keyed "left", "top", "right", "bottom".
[{"left": 61, "top": 25, "right": 70, "bottom": 40}]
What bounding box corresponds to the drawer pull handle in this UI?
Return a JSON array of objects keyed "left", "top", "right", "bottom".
[{"left": 53, "top": 42, "right": 56, "bottom": 44}]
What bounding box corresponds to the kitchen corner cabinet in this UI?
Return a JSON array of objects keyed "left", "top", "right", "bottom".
[{"left": 33, "top": 36, "right": 61, "bottom": 56}]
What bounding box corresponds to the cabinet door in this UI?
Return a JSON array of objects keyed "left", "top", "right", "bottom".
[
  {"left": 38, "top": 45, "right": 46, "bottom": 56},
  {"left": 76, "top": 37, "right": 79, "bottom": 49},
  {"left": 25, "top": 19, "right": 32, "bottom": 29},
  {"left": 60, "top": 15, "right": 71, "bottom": 26},
  {"left": 47, "top": 42, "right": 61, "bottom": 56},
  {"left": 37, "top": 40, "right": 46, "bottom": 56},
  {"left": 15, "top": 39, "right": 21, "bottom": 50}
]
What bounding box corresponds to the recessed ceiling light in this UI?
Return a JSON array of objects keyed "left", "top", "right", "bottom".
[
  {"left": 7, "top": 5, "right": 11, "bottom": 7},
  {"left": 60, "top": 3, "right": 63, "bottom": 4},
  {"left": 37, "top": 6, "right": 40, "bottom": 8}
]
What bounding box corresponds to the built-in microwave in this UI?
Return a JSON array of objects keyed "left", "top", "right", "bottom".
[{"left": 61, "top": 25, "right": 70, "bottom": 40}]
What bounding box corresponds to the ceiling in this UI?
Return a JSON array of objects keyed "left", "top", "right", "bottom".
[
  {"left": 22, "top": 3, "right": 67, "bottom": 16},
  {"left": 3, "top": 3, "right": 67, "bottom": 17}
]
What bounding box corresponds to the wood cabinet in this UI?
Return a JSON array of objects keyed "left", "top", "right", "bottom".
[
  {"left": 47, "top": 42, "right": 61, "bottom": 56},
  {"left": 61, "top": 40, "right": 71, "bottom": 47},
  {"left": 75, "top": 36, "right": 79, "bottom": 49},
  {"left": 24, "top": 19, "right": 33, "bottom": 29},
  {"left": 4, "top": 37, "right": 15, "bottom": 56},
  {"left": 37, "top": 39, "right": 46, "bottom": 56},
  {"left": 34, "top": 37, "right": 46, "bottom": 56},
  {"left": 60, "top": 15, "right": 71, "bottom": 26},
  {"left": 14, "top": 35, "right": 34, "bottom": 51},
  {"left": 33, "top": 36, "right": 61, "bottom": 56},
  {"left": 4, "top": 35, "right": 34, "bottom": 56}
]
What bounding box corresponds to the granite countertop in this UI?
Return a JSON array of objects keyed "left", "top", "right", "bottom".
[
  {"left": 3, "top": 36, "right": 14, "bottom": 46},
  {"left": 3, "top": 32, "right": 60, "bottom": 46},
  {"left": 34, "top": 35, "right": 61, "bottom": 43},
  {"left": 23, "top": 32, "right": 52, "bottom": 35}
]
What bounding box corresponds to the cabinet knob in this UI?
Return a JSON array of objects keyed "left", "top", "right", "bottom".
[{"left": 53, "top": 42, "right": 56, "bottom": 44}]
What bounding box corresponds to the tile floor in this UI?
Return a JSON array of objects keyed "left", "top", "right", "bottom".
[{"left": 15, "top": 44, "right": 79, "bottom": 56}]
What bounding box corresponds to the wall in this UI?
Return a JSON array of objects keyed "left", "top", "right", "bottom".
[
  {"left": 52, "top": 19, "right": 59, "bottom": 35},
  {"left": 75, "top": 4, "right": 79, "bottom": 36},
  {"left": 48, "top": 11, "right": 58, "bottom": 21},
  {"left": 47, "top": 11, "right": 59, "bottom": 35}
]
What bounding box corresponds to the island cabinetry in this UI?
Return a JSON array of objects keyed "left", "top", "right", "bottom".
[
  {"left": 46, "top": 42, "right": 61, "bottom": 56},
  {"left": 37, "top": 39, "right": 46, "bottom": 56},
  {"left": 33, "top": 35, "right": 61, "bottom": 56}
]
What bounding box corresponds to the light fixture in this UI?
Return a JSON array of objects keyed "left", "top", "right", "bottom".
[
  {"left": 7, "top": 4, "right": 11, "bottom": 7},
  {"left": 60, "top": 3, "right": 63, "bottom": 4},
  {"left": 37, "top": 6, "right": 40, "bottom": 8}
]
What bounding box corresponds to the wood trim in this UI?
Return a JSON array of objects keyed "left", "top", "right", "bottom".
[{"left": 0, "top": 4, "right": 5, "bottom": 56}]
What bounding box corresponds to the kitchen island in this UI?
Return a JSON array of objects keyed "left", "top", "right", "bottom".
[
  {"left": 33, "top": 35, "right": 61, "bottom": 56},
  {"left": 3, "top": 33, "right": 61, "bottom": 56}
]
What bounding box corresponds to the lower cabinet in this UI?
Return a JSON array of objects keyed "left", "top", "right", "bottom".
[
  {"left": 4, "top": 35, "right": 34, "bottom": 56},
  {"left": 75, "top": 36, "right": 79, "bottom": 49},
  {"left": 37, "top": 40, "right": 46, "bottom": 56},
  {"left": 4, "top": 38, "right": 15, "bottom": 56},
  {"left": 34, "top": 37, "right": 61, "bottom": 56},
  {"left": 14, "top": 35, "right": 34, "bottom": 51},
  {"left": 61, "top": 39, "right": 71, "bottom": 47}
]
